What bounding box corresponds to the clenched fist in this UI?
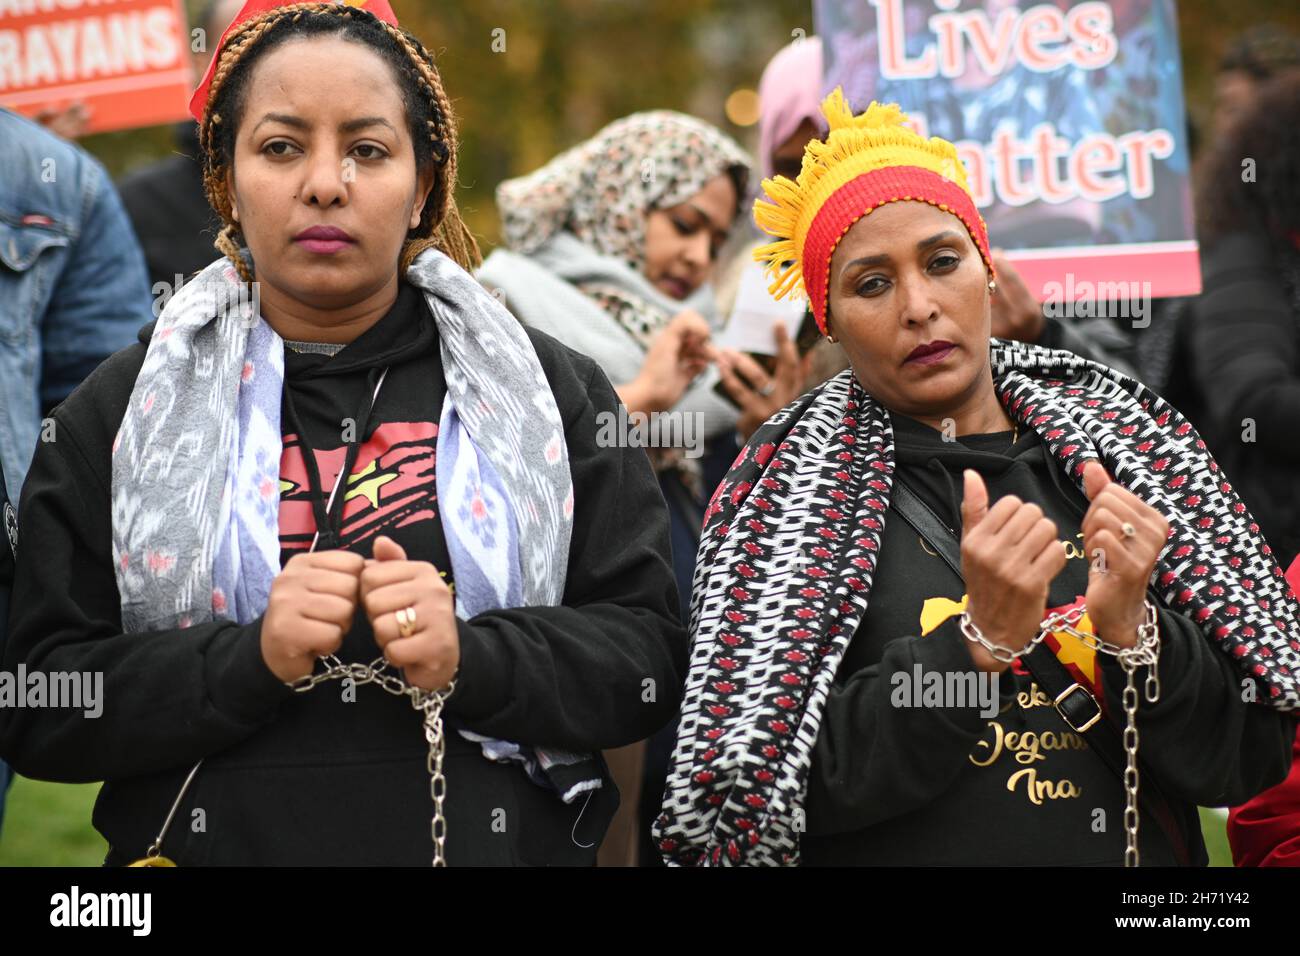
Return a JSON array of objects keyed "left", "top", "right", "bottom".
[
  {"left": 1079, "top": 460, "right": 1169, "bottom": 649},
  {"left": 959, "top": 469, "right": 1068, "bottom": 672},
  {"left": 361, "top": 536, "right": 459, "bottom": 692},
  {"left": 261, "top": 550, "right": 365, "bottom": 683}
]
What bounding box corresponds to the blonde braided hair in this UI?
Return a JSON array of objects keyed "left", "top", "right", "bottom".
[{"left": 196, "top": 2, "right": 481, "bottom": 285}]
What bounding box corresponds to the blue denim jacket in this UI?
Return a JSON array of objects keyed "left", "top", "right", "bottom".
[
  {"left": 1, "top": 108, "right": 151, "bottom": 829},
  {"left": 0, "top": 108, "right": 153, "bottom": 501},
  {"left": 0, "top": 451, "right": 11, "bottom": 829}
]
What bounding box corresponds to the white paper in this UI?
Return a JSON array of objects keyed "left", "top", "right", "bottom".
[{"left": 716, "top": 260, "right": 808, "bottom": 356}]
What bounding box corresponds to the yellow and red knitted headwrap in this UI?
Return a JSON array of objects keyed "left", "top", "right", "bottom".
[{"left": 753, "top": 88, "right": 993, "bottom": 335}]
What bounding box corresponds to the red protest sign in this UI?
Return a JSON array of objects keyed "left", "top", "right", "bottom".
[{"left": 0, "top": 0, "right": 194, "bottom": 135}]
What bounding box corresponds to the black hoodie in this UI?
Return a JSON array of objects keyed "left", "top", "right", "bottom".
[
  {"left": 0, "top": 280, "right": 687, "bottom": 866},
  {"left": 800, "top": 412, "right": 1296, "bottom": 866}
]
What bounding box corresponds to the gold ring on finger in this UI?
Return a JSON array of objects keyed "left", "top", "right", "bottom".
[
  {"left": 1121, "top": 521, "right": 1137, "bottom": 539},
  {"left": 395, "top": 605, "right": 418, "bottom": 639}
]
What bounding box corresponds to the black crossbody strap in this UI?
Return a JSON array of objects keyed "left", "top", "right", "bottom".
[
  {"left": 891, "top": 478, "right": 962, "bottom": 577},
  {"left": 1017, "top": 639, "right": 1192, "bottom": 865},
  {"left": 888, "top": 473, "right": 1192, "bottom": 865}
]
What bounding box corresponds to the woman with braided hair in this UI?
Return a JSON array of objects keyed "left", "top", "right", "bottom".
[
  {"left": 654, "top": 90, "right": 1298, "bottom": 867},
  {"left": 0, "top": 0, "right": 686, "bottom": 866}
]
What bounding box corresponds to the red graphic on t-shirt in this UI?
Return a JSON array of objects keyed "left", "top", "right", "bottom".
[{"left": 279, "top": 421, "right": 438, "bottom": 551}]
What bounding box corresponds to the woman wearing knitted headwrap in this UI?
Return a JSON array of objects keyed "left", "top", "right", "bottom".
[
  {"left": 0, "top": 0, "right": 686, "bottom": 867},
  {"left": 720, "top": 36, "right": 1133, "bottom": 435},
  {"left": 654, "top": 91, "right": 1298, "bottom": 867}
]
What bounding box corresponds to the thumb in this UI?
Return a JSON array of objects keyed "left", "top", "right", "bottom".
[
  {"left": 960, "top": 469, "right": 988, "bottom": 535},
  {"left": 1082, "top": 460, "right": 1110, "bottom": 501},
  {"left": 372, "top": 535, "right": 407, "bottom": 562}
]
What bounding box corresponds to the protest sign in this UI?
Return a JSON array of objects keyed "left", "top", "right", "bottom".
[
  {"left": 814, "top": 0, "right": 1200, "bottom": 301},
  {"left": 0, "top": 0, "right": 194, "bottom": 134}
]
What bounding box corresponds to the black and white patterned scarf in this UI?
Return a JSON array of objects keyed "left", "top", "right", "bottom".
[{"left": 654, "top": 339, "right": 1300, "bottom": 866}]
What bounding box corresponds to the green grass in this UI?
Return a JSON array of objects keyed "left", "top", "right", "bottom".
[
  {"left": 1199, "top": 806, "right": 1233, "bottom": 867},
  {"left": 0, "top": 775, "right": 1235, "bottom": 866},
  {"left": 0, "top": 776, "right": 106, "bottom": 867}
]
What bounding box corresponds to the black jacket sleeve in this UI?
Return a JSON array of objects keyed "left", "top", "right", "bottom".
[
  {"left": 444, "top": 332, "right": 689, "bottom": 752},
  {"left": 0, "top": 376, "right": 293, "bottom": 782},
  {"left": 1188, "top": 233, "right": 1300, "bottom": 464},
  {"left": 803, "top": 617, "right": 1014, "bottom": 836},
  {"left": 1097, "top": 604, "right": 1297, "bottom": 807}
]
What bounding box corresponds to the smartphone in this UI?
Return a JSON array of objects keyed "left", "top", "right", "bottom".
[{"left": 713, "top": 260, "right": 821, "bottom": 408}]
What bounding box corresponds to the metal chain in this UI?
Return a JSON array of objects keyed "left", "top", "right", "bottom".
[
  {"left": 1116, "top": 602, "right": 1161, "bottom": 868},
  {"left": 961, "top": 600, "right": 1162, "bottom": 866},
  {"left": 287, "top": 655, "right": 456, "bottom": 866}
]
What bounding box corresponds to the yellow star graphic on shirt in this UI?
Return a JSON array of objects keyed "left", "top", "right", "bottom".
[
  {"left": 918, "top": 593, "right": 1099, "bottom": 687},
  {"left": 344, "top": 459, "right": 398, "bottom": 509},
  {"left": 1047, "top": 610, "right": 1099, "bottom": 688},
  {"left": 920, "top": 594, "right": 967, "bottom": 636}
]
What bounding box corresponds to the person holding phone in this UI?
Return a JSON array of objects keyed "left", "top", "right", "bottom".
[
  {"left": 478, "top": 112, "right": 751, "bottom": 613},
  {"left": 711, "top": 35, "right": 834, "bottom": 436},
  {"left": 477, "top": 109, "right": 751, "bottom": 864}
]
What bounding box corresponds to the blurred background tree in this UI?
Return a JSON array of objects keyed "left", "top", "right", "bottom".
[{"left": 62, "top": 0, "right": 1297, "bottom": 251}]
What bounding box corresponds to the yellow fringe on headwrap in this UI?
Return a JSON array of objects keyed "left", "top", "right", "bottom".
[{"left": 752, "top": 87, "right": 974, "bottom": 301}]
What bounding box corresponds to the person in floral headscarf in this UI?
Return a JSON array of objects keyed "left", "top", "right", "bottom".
[
  {"left": 479, "top": 110, "right": 754, "bottom": 865},
  {"left": 480, "top": 112, "right": 754, "bottom": 624}
]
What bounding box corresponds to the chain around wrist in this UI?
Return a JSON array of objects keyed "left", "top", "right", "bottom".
[
  {"left": 959, "top": 611, "right": 1030, "bottom": 663},
  {"left": 960, "top": 598, "right": 1159, "bottom": 665}
]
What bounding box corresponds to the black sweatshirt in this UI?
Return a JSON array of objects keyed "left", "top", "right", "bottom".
[
  {"left": 800, "top": 412, "right": 1297, "bottom": 866},
  {"left": 0, "top": 281, "right": 687, "bottom": 866}
]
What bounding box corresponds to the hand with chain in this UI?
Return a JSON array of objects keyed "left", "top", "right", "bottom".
[
  {"left": 361, "top": 536, "right": 459, "bottom": 691},
  {"left": 959, "top": 469, "right": 1068, "bottom": 672},
  {"left": 1080, "top": 461, "right": 1171, "bottom": 650},
  {"left": 261, "top": 550, "right": 365, "bottom": 683}
]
